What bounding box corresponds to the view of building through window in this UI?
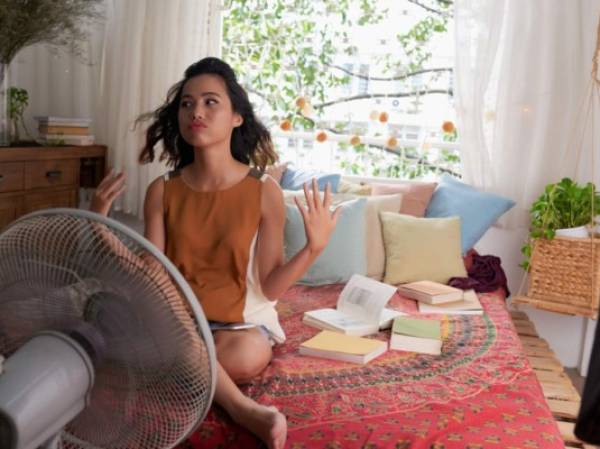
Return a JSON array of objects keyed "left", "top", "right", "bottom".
[{"left": 223, "top": 0, "right": 459, "bottom": 179}]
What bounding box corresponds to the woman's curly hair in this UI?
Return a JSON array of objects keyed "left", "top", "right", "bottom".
[{"left": 138, "top": 57, "right": 278, "bottom": 170}]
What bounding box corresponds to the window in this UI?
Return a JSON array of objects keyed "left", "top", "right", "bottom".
[{"left": 222, "top": 0, "right": 459, "bottom": 179}]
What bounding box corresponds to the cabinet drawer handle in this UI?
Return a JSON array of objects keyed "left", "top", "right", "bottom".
[
  {"left": 46, "top": 170, "right": 62, "bottom": 179},
  {"left": 0, "top": 174, "right": 3, "bottom": 182}
]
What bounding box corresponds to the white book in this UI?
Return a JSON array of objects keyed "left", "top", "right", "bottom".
[
  {"left": 35, "top": 116, "right": 93, "bottom": 126},
  {"left": 389, "top": 317, "right": 442, "bottom": 355},
  {"left": 417, "top": 289, "right": 483, "bottom": 315},
  {"left": 302, "top": 274, "right": 405, "bottom": 337},
  {"left": 397, "top": 280, "right": 463, "bottom": 304},
  {"left": 390, "top": 334, "right": 442, "bottom": 355},
  {"left": 39, "top": 134, "right": 95, "bottom": 146}
]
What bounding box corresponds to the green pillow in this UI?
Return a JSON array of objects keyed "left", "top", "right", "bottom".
[{"left": 381, "top": 212, "right": 467, "bottom": 285}]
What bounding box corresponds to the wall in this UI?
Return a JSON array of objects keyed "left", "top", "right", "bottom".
[{"left": 476, "top": 226, "right": 595, "bottom": 371}]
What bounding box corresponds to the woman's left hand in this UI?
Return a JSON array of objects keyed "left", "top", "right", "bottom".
[{"left": 294, "top": 178, "right": 341, "bottom": 255}]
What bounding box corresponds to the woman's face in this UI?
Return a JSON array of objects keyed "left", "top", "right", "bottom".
[{"left": 178, "top": 74, "right": 243, "bottom": 150}]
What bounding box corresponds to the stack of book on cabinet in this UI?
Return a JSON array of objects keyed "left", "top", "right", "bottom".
[{"left": 36, "top": 116, "right": 94, "bottom": 146}]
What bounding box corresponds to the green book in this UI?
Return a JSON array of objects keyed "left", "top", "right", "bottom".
[{"left": 390, "top": 317, "right": 442, "bottom": 355}]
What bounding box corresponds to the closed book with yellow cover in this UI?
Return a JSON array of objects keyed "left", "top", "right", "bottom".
[{"left": 299, "top": 330, "right": 387, "bottom": 364}]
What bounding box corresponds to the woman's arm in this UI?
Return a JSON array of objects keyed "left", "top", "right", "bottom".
[
  {"left": 256, "top": 177, "right": 340, "bottom": 300},
  {"left": 143, "top": 177, "right": 166, "bottom": 252}
]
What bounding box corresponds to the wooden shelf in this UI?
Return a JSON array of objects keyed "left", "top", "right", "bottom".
[{"left": 510, "top": 310, "right": 599, "bottom": 449}]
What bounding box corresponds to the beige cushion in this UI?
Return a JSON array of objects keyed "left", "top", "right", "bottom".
[
  {"left": 282, "top": 191, "right": 403, "bottom": 281},
  {"left": 362, "top": 194, "right": 403, "bottom": 280},
  {"left": 337, "top": 179, "right": 372, "bottom": 195},
  {"left": 370, "top": 181, "right": 437, "bottom": 217},
  {"left": 380, "top": 212, "right": 467, "bottom": 285}
]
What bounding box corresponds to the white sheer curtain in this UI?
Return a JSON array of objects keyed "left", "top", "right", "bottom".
[
  {"left": 97, "top": 0, "right": 222, "bottom": 218},
  {"left": 454, "top": 0, "right": 600, "bottom": 228}
]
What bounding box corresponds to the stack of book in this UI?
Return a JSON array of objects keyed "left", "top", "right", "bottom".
[
  {"left": 396, "top": 280, "right": 484, "bottom": 315},
  {"left": 36, "top": 116, "right": 94, "bottom": 146},
  {"left": 397, "top": 280, "right": 463, "bottom": 304},
  {"left": 417, "top": 289, "right": 483, "bottom": 315}
]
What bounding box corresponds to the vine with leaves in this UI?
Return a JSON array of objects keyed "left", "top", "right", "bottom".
[{"left": 222, "top": 0, "right": 458, "bottom": 178}]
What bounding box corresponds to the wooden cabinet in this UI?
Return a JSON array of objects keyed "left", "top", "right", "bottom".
[{"left": 0, "top": 145, "right": 106, "bottom": 229}]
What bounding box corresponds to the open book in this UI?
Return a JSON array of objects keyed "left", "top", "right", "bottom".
[{"left": 303, "top": 274, "right": 405, "bottom": 336}]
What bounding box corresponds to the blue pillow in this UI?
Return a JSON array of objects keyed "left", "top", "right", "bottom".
[
  {"left": 284, "top": 198, "right": 367, "bottom": 285},
  {"left": 280, "top": 166, "right": 341, "bottom": 192},
  {"left": 425, "top": 174, "right": 515, "bottom": 253}
]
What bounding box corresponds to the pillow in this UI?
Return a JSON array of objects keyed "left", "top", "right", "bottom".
[
  {"left": 282, "top": 190, "right": 354, "bottom": 206},
  {"left": 370, "top": 181, "right": 437, "bottom": 217},
  {"left": 284, "top": 198, "right": 367, "bottom": 285},
  {"left": 280, "top": 166, "right": 341, "bottom": 192},
  {"left": 283, "top": 191, "right": 402, "bottom": 281},
  {"left": 380, "top": 212, "right": 467, "bottom": 285},
  {"left": 337, "top": 179, "right": 372, "bottom": 195},
  {"left": 425, "top": 174, "right": 516, "bottom": 253},
  {"left": 264, "top": 162, "right": 288, "bottom": 184},
  {"left": 362, "top": 194, "right": 403, "bottom": 280}
]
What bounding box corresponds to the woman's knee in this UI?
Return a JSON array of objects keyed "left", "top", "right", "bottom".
[{"left": 216, "top": 330, "right": 272, "bottom": 383}]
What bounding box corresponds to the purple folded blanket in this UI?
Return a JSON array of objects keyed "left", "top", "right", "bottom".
[{"left": 449, "top": 253, "right": 510, "bottom": 297}]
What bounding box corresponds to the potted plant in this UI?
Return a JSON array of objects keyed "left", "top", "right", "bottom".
[
  {"left": 521, "top": 178, "right": 600, "bottom": 270},
  {"left": 0, "top": 0, "right": 103, "bottom": 145},
  {"left": 7, "top": 87, "right": 34, "bottom": 144}
]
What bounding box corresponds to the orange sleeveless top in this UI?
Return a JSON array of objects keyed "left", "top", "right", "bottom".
[{"left": 163, "top": 168, "right": 263, "bottom": 323}]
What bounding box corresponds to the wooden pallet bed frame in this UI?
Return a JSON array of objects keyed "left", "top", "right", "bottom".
[{"left": 510, "top": 310, "right": 598, "bottom": 449}]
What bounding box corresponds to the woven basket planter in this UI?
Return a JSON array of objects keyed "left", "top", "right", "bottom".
[{"left": 514, "top": 236, "right": 600, "bottom": 318}]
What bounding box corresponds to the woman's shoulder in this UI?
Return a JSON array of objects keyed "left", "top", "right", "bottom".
[{"left": 162, "top": 169, "right": 181, "bottom": 182}]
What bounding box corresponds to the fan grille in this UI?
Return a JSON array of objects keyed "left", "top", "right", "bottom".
[{"left": 0, "top": 211, "right": 214, "bottom": 449}]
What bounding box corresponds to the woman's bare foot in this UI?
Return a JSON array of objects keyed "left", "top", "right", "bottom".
[{"left": 231, "top": 401, "right": 287, "bottom": 449}]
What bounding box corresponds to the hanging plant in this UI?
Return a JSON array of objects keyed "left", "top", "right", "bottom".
[{"left": 521, "top": 178, "right": 600, "bottom": 270}]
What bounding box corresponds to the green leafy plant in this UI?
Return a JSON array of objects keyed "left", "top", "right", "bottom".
[
  {"left": 8, "top": 87, "right": 31, "bottom": 143},
  {"left": 0, "top": 0, "right": 103, "bottom": 67},
  {"left": 521, "top": 178, "right": 600, "bottom": 271},
  {"left": 222, "top": 0, "right": 458, "bottom": 178}
]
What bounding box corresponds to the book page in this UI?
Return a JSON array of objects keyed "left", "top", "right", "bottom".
[
  {"left": 305, "top": 309, "right": 376, "bottom": 332},
  {"left": 337, "top": 274, "right": 397, "bottom": 325}
]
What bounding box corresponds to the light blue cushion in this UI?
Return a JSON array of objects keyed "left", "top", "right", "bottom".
[
  {"left": 280, "top": 166, "right": 341, "bottom": 192},
  {"left": 284, "top": 198, "right": 367, "bottom": 285},
  {"left": 425, "top": 174, "right": 515, "bottom": 252}
]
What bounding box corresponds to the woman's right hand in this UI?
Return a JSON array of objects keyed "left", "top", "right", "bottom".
[{"left": 90, "top": 169, "right": 126, "bottom": 216}]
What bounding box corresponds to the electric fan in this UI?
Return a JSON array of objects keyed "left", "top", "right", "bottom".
[{"left": 0, "top": 209, "right": 216, "bottom": 449}]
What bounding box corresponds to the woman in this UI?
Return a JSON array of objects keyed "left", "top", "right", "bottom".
[{"left": 91, "top": 57, "right": 340, "bottom": 449}]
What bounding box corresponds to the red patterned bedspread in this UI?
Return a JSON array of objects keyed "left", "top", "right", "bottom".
[{"left": 182, "top": 285, "right": 563, "bottom": 449}]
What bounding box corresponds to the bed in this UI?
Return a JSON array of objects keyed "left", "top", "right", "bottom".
[{"left": 179, "top": 284, "right": 564, "bottom": 449}]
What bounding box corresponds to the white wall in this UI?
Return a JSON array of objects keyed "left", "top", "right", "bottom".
[{"left": 476, "top": 226, "right": 594, "bottom": 370}]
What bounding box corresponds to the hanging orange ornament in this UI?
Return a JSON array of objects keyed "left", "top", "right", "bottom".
[
  {"left": 295, "top": 97, "right": 307, "bottom": 109},
  {"left": 301, "top": 103, "right": 314, "bottom": 117},
  {"left": 386, "top": 136, "right": 398, "bottom": 149},
  {"left": 316, "top": 130, "right": 328, "bottom": 142},
  {"left": 379, "top": 112, "right": 389, "bottom": 123},
  {"left": 349, "top": 135, "right": 361, "bottom": 146},
  {"left": 442, "top": 121, "right": 455, "bottom": 133},
  {"left": 280, "top": 119, "right": 292, "bottom": 131}
]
